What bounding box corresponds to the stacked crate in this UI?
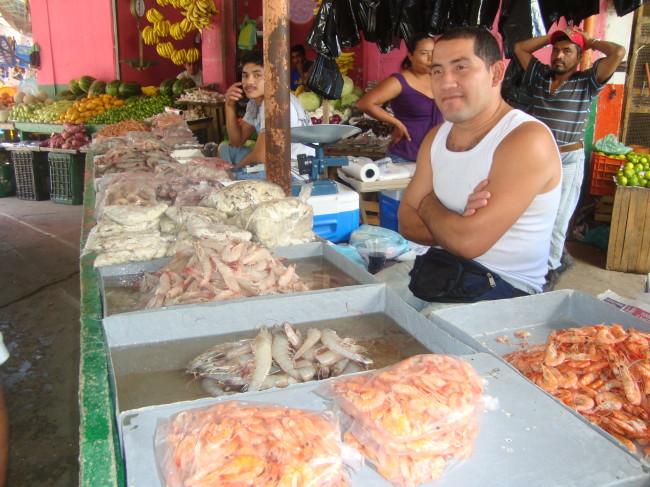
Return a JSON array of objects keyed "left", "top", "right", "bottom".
[
  {"left": 9, "top": 148, "right": 49, "bottom": 200},
  {"left": 47, "top": 150, "right": 85, "bottom": 205}
]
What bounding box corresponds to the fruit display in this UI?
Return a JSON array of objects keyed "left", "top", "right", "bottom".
[
  {"left": 86, "top": 94, "right": 176, "bottom": 125},
  {"left": 143, "top": 1, "right": 217, "bottom": 65},
  {"left": 10, "top": 100, "right": 74, "bottom": 123},
  {"left": 336, "top": 51, "right": 355, "bottom": 75},
  {"left": 298, "top": 75, "right": 362, "bottom": 124},
  {"left": 38, "top": 122, "right": 91, "bottom": 150},
  {"left": 611, "top": 151, "right": 650, "bottom": 188},
  {"left": 58, "top": 94, "right": 125, "bottom": 124}
]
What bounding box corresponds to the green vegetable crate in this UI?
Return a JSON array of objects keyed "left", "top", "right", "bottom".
[
  {"left": 48, "top": 151, "right": 84, "bottom": 205},
  {"left": 9, "top": 149, "right": 49, "bottom": 200}
]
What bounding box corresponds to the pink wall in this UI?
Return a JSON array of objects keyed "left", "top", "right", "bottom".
[{"left": 31, "top": 0, "right": 116, "bottom": 87}]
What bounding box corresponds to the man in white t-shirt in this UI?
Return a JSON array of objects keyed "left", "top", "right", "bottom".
[
  {"left": 219, "top": 50, "right": 314, "bottom": 179},
  {"left": 177, "top": 61, "right": 203, "bottom": 87}
]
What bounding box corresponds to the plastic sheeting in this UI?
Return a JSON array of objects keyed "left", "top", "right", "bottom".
[{"left": 0, "top": 0, "right": 30, "bottom": 35}]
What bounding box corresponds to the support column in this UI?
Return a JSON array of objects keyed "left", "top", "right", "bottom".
[{"left": 263, "top": 0, "right": 291, "bottom": 195}]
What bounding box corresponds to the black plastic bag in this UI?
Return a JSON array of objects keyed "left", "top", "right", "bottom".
[
  {"left": 332, "top": 0, "right": 361, "bottom": 49},
  {"left": 306, "top": 54, "right": 344, "bottom": 100},
  {"left": 306, "top": 0, "right": 341, "bottom": 57},
  {"left": 613, "top": 0, "right": 645, "bottom": 16},
  {"left": 501, "top": 57, "right": 534, "bottom": 113}
]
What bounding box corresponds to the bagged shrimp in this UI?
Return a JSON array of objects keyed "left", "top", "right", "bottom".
[
  {"left": 321, "top": 354, "right": 487, "bottom": 487},
  {"left": 155, "top": 401, "right": 356, "bottom": 487}
]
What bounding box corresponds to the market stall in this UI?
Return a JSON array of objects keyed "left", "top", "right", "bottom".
[{"left": 11, "top": 1, "right": 644, "bottom": 485}]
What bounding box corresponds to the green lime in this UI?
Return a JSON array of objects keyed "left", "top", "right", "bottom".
[{"left": 617, "top": 175, "right": 628, "bottom": 186}]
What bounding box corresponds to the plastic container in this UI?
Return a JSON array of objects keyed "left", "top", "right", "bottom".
[
  {"left": 307, "top": 181, "right": 360, "bottom": 242},
  {"left": 0, "top": 153, "right": 15, "bottom": 197},
  {"left": 10, "top": 149, "right": 49, "bottom": 200},
  {"left": 589, "top": 153, "right": 621, "bottom": 196},
  {"left": 378, "top": 189, "right": 404, "bottom": 232},
  {"left": 48, "top": 151, "right": 84, "bottom": 205}
]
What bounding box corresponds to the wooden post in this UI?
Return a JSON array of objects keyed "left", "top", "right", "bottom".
[{"left": 263, "top": 0, "right": 292, "bottom": 195}]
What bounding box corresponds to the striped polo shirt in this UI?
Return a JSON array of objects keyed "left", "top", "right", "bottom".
[{"left": 522, "top": 57, "right": 605, "bottom": 146}]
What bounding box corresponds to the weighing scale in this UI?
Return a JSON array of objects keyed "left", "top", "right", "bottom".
[{"left": 291, "top": 124, "right": 362, "bottom": 196}]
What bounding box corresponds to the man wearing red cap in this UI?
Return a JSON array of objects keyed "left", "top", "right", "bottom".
[{"left": 514, "top": 27, "right": 625, "bottom": 290}]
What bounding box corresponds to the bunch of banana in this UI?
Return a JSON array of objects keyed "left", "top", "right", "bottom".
[
  {"left": 336, "top": 51, "right": 355, "bottom": 75},
  {"left": 142, "top": 25, "right": 160, "bottom": 45},
  {"left": 314, "top": 0, "right": 323, "bottom": 15},
  {"left": 156, "top": 42, "right": 174, "bottom": 59},
  {"left": 171, "top": 48, "right": 188, "bottom": 65},
  {"left": 146, "top": 7, "right": 164, "bottom": 24},
  {"left": 142, "top": 86, "right": 160, "bottom": 97},
  {"left": 185, "top": 0, "right": 219, "bottom": 31},
  {"left": 169, "top": 22, "right": 184, "bottom": 40},
  {"left": 153, "top": 19, "right": 171, "bottom": 37},
  {"left": 156, "top": 0, "right": 169, "bottom": 6},
  {"left": 186, "top": 47, "right": 200, "bottom": 63},
  {"left": 180, "top": 18, "right": 197, "bottom": 34}
]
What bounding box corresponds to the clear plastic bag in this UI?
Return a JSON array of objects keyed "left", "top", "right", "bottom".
[
  {"left": 155, "top": 401, "right": 355, "bottom": 487},
  {"left": 349, "top": 224, "right": 410, "bottom": 259},
  {"left": 320, "top": 354, "right": 487, "bottom": 487}
]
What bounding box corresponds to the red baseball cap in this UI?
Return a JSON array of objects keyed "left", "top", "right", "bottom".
[{"left": 549, "top": 29, "right": 586, "bottom": 50}]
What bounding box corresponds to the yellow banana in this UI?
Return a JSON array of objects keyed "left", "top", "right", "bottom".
[{"left": 146, "top": 8, "right": 164, "bottom": 23}]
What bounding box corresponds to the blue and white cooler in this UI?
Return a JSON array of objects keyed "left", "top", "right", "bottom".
[{"left": 307, "top": 181, "right": 360, "bottom": 242}]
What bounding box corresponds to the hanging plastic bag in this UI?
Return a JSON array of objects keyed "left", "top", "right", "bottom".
[
  {"left": 306, "top": 0, "right": 341, "bottom": 57},
  {"left": 306, "top": 54, "right": 344, "bottom": 100},
  {"left": 614, "top": 0, "right": 644, "bottom": 16},
  {"left": 330, "top": 0, "right": 362, "bottom": 49},
  {"left": 501, "top": 57, "right": 535, "bottom": 113},
  {"left": 237, "top": 15, "right": 257, "bottom": 51}
]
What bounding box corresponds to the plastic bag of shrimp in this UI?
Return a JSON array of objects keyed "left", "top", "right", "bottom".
[
  {"left": 154, "top": 400, "right": 362, "bottom": 487},
  {"left": 319, "top": 354, "right": 488, "bottom": 487}
]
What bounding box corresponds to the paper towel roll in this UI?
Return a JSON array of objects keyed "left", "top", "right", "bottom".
[{"left": 340, "top": 156, "right": 380, "bottom": 182}]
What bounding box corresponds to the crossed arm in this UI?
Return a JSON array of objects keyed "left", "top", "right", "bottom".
[{"left": 398, "top": 122, "right": 561, "bottom": 259}]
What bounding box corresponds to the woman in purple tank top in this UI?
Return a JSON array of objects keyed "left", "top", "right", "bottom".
[{"left": 358, "top": 33, "right": 444, "bottom": 163}]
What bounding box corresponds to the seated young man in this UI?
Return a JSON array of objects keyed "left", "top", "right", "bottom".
[
  {"left": 219, "top": 50, "right": 314, "bottom": 180},
  {"left": 376, "top": 27, "right": 562, "bottom": 314}
]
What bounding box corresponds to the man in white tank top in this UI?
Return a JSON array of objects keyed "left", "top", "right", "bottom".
[{"left": 376, "top": 27, "right": 562, "bottom": 314}]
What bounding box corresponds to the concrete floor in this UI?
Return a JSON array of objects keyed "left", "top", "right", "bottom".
[{"left": 0, "top": 196, "right": 645, "bottom": 485}]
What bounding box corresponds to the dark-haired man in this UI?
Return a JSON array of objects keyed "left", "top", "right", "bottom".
[
  {"left": 377, "top": 26, "right": 561, "bottom": 314},
  {"left": 219, "top": 50, "right": 314, "bottom": 178},
  {"left": 290, "top": 44, "right": 313, "bottom": 91},
  {"left": 514, "top": 28, "right": 625, "bottom": 289}
]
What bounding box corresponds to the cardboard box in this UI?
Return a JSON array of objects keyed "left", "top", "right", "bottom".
[{"left": 607, "top": 185, "right": 650, "bottom": 273}]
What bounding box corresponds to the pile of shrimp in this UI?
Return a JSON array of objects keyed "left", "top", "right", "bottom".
[
  {"left": 160, "top": 401, "right": 349, "bottom": 487},
  {"left": 504, "top": 324, "right": 650, "bottom": 456},
  {"left": 188, "top": 323, "right": 372, "bottom": 396},
  {"left": 141, "top": 237, "right": 310, "bottom": 309},
  {"left": 326, "top": 354, "right": 485, "bottom": 487}
]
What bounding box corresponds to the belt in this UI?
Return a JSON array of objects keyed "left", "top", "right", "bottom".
[{"left": 558, "top": 141, "right": 584, "bottom": 153}]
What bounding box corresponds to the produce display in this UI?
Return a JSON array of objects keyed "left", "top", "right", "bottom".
[
  {"left": 10, "top": 99, "right": 74, "bottom": 123},
  {"left": 609, "top": 150, "right": 650, "bottom": 187},
  {"left": 58, "top": 94, "right": 124, "bottom": 124},
  {"left": 176, "top": 88, "right": 224, "bottom": 104},
  {"left": 505, "top": 324, "right": 650, "bottom": 456},
  {"left": 158, "top": 402, "right": 349, "bottom": 487},
  {"left": 87, "top": 95, "right": 176, "bottom": 125},
  {"left": 39, "top": 123, "right": 91, "bottom": 149},
  {"left": 325, "top": 354, "right": 485, "bottom": 486},
  {"left": 188, "top": 323, "right": 370, "bottom": 395},
  {"left": 297, "top": 75, "right": 361, "bottom": 124}
]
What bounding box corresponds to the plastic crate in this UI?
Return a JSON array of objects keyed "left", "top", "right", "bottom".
[
  {"left": 589, "top": 153, "right": 622, "bottom": 196},
  {"left": 11, "top": 150, "right": 49, "bottom": 200},
  {"left": 48, "top": 151, "right": 84, "bottom": 205},
  {"left": 0, "top": 152, "right": 15, "bottom": 197}
]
